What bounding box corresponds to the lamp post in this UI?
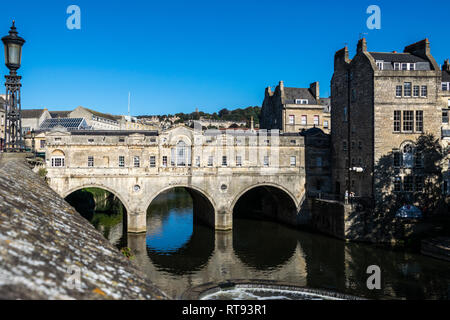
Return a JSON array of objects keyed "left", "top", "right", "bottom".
[
  {"left": 2, "top": 21, "right": 25, "bottom": 152},
  {"left": 31, "top": 129, "right": 35, "bottom": 154}
]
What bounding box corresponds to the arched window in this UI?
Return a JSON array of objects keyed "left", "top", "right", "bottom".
[
  {"left": 51, "top": 149, "right": 65, "bottom": 167},
  {"left": 402, "top": 143, "right": 414, "bottom": 168},
  {"left": 171, "top": 140, "right": 191, "bottom": 167}
]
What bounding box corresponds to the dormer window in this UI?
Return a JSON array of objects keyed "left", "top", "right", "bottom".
[
  {"left": 295, "top": 99, "right": 308, "bottom": 105},
  {"left": 376, "top": 60, "right": 384, "bottom": 70},
  {"left": 397, "top": 62, "right": 416, "bottom": 71},
  {"left": 442, "top": 82, "right": 450, "bottom": 91}
]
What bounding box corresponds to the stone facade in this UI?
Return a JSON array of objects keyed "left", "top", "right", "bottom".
[
  {"left": 331, "top": 38, "right": 443, "bottom": 204},
  {"left": 21, "top": 108, "right": 51, "bottom": 133},
  {"left": 261, "top": 81, "right": 331, "bottom": 134},
  {"left": 441, "top": 60, "right": 450, "bottom": 194},
  {"left": 300, "top": 128, "right": 332, "bottom": 197},
  {"left": 44, "top": 125, "right": 307, "bottom": 233}
]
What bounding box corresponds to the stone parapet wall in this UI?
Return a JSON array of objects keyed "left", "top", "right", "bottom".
[{"left": 0, "top": 154, "right": 167, "bottom": 300}]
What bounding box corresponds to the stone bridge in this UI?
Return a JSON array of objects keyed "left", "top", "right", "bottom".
[{"left": 44, "top": 126, "right": 307, "bottom": 232}]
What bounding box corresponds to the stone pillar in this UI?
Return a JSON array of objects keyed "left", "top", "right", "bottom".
[
  {"left": 128, "top": 211, "right": 147, "bottom": 233},
  {"left": 215, "top": 208, "right": 232, "bottom": 231}
]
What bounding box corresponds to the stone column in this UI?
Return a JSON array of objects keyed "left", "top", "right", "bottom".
[
  {"left": 127, "top": 210, "right": 147, "bottom": 233},
  {"left": 215, "top": 208, "right": 232, "bottom": 231}
]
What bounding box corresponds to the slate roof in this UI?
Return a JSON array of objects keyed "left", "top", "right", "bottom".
[
  {"left": 21, "top": 109, "right": 46, "bottom": 119},
  {"left": 284, "top": 87, "right": 317, "bottom": 105},
  {"left": 369, "top": 52, "right": 429, "bottom": 63},
  {"left": 49, "top": 111, "right": 71, "bottom": 118},
  {"left": 81, "top": 107, "right": 121, "bottom": 121},
  {"left": 442, "top": 70, "right": 450, "bottom": 82}
]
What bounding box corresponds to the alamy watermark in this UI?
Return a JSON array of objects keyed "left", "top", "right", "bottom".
[
  {"left": 65, "top": 264, "right": 82, "bottom": 290},
  {"left": 66, "top": 5, "right": 81, "bottom": 30},
  {"left": 366, "top": 265, "right": 381, "bottom": 290},
  {"left": 366, "top": 5, "right": 381, "bottom": 30}
]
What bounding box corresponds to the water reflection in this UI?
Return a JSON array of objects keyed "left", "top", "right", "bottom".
[{"left": 84, "top": 189, "right": 450, "bottom": 300}]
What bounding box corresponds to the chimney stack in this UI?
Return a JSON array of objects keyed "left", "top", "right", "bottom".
[
  {"left": 357, "top": 38, "right": 367, "bottom": 53},
  {"left": 279, "top": 81, "right": 284, "bottom": 91},
  {"left": 309, "top": 82, "right": 320, "bottom": 100},
  {"left": 443, "top": 59, "right": 450, "bottom": 72}
]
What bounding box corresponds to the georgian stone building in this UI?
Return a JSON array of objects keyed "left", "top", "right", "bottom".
[
  {"left": 441, "top": 60, "right": 450, "bottom": 195},
  {"left": 331, "top": 38, "right": 442, "bottom": 202},
  {"left": 260, "top": 81, "right": 331, "bottom": 134}
]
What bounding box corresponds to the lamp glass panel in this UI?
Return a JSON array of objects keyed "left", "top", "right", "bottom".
[{"left": 7, "top": 43, "right": 21, "bottom": 65}]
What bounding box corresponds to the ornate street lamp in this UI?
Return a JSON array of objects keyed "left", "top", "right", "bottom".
[
  {"left": 2, "top": 21, "right": 25, "bottom": 152},
  {"left": 31, "top": 129, "right": 35, "bottom": 153}
]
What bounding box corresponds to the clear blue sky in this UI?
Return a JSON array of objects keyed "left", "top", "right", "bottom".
[{"left": 1, "top": 0, "right": 449, "bottom": 116}]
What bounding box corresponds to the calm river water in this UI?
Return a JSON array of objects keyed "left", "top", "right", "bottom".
[{"left": 89, "top": 188, "right": 450, "bottom": 300}]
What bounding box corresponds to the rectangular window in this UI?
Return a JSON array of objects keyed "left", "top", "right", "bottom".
[
  {"left": 394, "top": 177, "right": 402, "bottom": 192},
  {"left": 394, "top": 63, "right": 401, "bottom": 70},
  {"left": 415, "top": 176, "right": 424, "bottom": 192},
  {"left": 314, "top": 115, "right": 319, "bottom": 126},
  {"left": 415, "top": 111, "right": 423, "bottom": 132},
  {"left": 403, "top": 111, "right": 414, "bottom": 131},
  {"left": 208, "top": 156, "right": 214, "bottom": 167},
  {"left": 162, "top": 156, "right": 168, "bottom": 167},
  {"left": 409, "top": 63, "right": 415, "bottom": 70},
  {"left": 222, "top": 156, "right": 227, "bottom": 166},
  {"left": 289, "top": 115, "right": 295, "bottom": 125},
  {"left": 195, "top": 156, "right": 200, "bottom": 167},
  {"left": 263, "top": 156, "right": 269, "bottom": 167},
  {"left": 40, "top": 140, "right": 46, "bottom": 149},
  {"left": 402, "top": 63, "right": 408, "bottom": 71},
  {"left": 393, "top": 151, "right": 402, "bottom": 167},
  {"left": 396, "top": 85, "right": 402, "bottom": 97},
  {"left": 236, "top": 156, "right": 242, "bottom": 167},
  {"left": 376, "top": 60, "right": 384, "bottom": 70},
  {"left": 404, "top": 176, "right": 414, "bottom": 192},
  {"left": 414, "top": 153, "right": 423, "bottom": 168},
  {"left": 290, "top": 156, "right": 296, "bottom": 166},
  {"left": 301, "top": 115, "right": 307, "bottom": 125},
  {"left": 88, "top": 156, "right": 94, "bottom": 167},
  {"left": 295, "top": 99, "right": 308, "bottom": 104},
  {"left": 134, "top": 156, "right": 140, "bottom": 168},
  {"left": 343, "top": 141, "right": 348, "bottom": 152},
  {"left": 343, "top": 107, "right": 348, "bottom": 122},
  {"left": 317, "top": 157, "right": 323, "bottom": 167},
  {"left": 51, "top": 157, "right": 65, "bottom": 167},
  {"left": 442, "top": 82, "right": 449, "bottom": 91},
  {"left": 324, "top": 120, "right": 329, "bottom": 129},
  {"left": 443, "top": 110, "right": 449, "bottom": 123},
  {"left": 119, "top": 156, "right": 125, "bottom": 168},
  {"left": 413, "top": 85, "right": 420, "bottom": 97},
  {"left": 421, "top": 85, "right": 428, "bottom": 97},
  {"left": 404, "top": 82, "right": 412, "bottom": 97},
  {"left": 150, "top": 156, "right": 156, "bottom": 167},
  {"left": 394, "top": 111, "right": 401, "bottom": 132}
]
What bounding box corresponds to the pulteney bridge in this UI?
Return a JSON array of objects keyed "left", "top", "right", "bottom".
[{"left": 44, "top": 125, "right": 307, "bottom": 232}]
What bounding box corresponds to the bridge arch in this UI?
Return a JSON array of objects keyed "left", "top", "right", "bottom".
[
  {"left": 62, "top": 184, "right": 131, "bottom": 215},
  {"left": 231, "top": 183, "right": 299, "bottom": 226},
  {"left": 231, "top": 183, "right": 300, "bottom": 212},
  {"left": 145, "top": 185, "right": 217, "bottom": 228}
]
